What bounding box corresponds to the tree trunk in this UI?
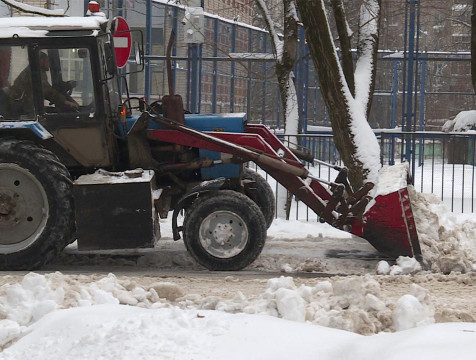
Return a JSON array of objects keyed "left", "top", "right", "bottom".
[
  {"left": 296, "top": 0, "right": 366, "bottom": 188},
  {"left": 255, "top": 0, "right": 299, "bottom": 218}
]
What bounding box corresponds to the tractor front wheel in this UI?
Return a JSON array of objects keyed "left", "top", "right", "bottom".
[
  {"left": 183, "top": 190, "right": 266, "bottom": 270},
  {"left": 0, "top": 139, "right": 74, "bottom": 270}
]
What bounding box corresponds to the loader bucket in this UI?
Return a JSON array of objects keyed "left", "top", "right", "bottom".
[{"left": 351, "top": 187, "right": 422, "bottom": 261}]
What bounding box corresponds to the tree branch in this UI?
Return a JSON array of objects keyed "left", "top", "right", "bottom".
[
  {"left": 0, "top": 0, "right": 66, "bottom": 17},
  {"left": 331, "top": 0, "right": 355, "bottom": 96},
  {"left": 255, "top": 0, "right": 282, "bottom": 60}
]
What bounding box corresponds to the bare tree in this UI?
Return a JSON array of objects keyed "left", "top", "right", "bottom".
[
  {"left": 255, "top": 0, "right": 299, "bottom": 218},
  {"left": 0, "top": 0, "right": 67, "bottom": 17},
  {"left": 296, "top": 0, "right": 382, "bottom": 189}
]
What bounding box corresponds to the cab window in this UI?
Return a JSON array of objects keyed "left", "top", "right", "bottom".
[
  {"left": 39, "top": 48, "right": 95, "bottom": 114},
  {"left": 0, "top": 45, "right": 35, "bottom": 120}
]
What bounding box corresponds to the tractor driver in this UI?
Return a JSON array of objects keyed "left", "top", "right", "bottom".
[{"left": 9, "top": 52, "right": 78, "bottom": 116}]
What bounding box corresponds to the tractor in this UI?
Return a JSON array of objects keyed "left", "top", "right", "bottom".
[{"left": 0, "top": 9, "right": 421, "bottom": 271}]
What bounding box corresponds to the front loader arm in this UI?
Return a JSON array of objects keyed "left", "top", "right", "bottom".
[{"left": 144, "top": 112, "right": 372, "bottom": 229}]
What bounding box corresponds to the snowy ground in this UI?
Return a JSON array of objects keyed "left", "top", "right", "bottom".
[
  {"left": 0, "top": 166, "right": 475, "bottom": 358},
  {"left": 0, "top": 212, "right": 475, "bottom": 358}
]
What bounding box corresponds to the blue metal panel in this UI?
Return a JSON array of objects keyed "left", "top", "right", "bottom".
[
  {"left": 185, "top": 113, "right": 245, "bottom": 131},
  {"left": 200, "top": 150, "right": 240, "bottom": 179},
  {"left": 186, "top": 113, "right": 244, "bottom": 178},
  {"left": 0, "top": 121, "right": 52, "bottom": 140}
]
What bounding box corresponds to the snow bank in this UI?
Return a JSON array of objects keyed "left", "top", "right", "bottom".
[
  {"left": 0, "top": 272, "right": 436, "bottom": 351},
  {"left": 408, "top": 187, "right": 476, "bottom": 273},
  {"left": 371, "top": 163, "right": 476, "bottom": 274},
  {"left": 442, "top": 110, "right": 476, "bottom": 133},
  {"left": 0, "top": 305, "right": 474, "bottom": 360}
]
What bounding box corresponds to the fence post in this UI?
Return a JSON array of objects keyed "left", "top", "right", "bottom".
[
  {"left": 247, "top": 27, "right": 252, "bottom": 119},
  {"left": 404, "top": 0, "right": 417, "bottom": 164},
  {"left": 230, "top": 23, "right": 236, "bottom": 113},
  {"left": 212, "top": 18, "right": 218, "bottom": 113},
  {"left": 145, "top": 0, "right": 152, "bottom": 102}
]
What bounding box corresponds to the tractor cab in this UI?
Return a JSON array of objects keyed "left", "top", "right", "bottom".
[{"left": 0, "top": 16, "right": 127, "bottom": 171}]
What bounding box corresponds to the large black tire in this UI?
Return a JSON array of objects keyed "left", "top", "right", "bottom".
[
  {"left": 243, "top": 168, "right": 275, "bottom": 229},
  {"left": 0, "top": 139, "right": 74, "bottom": 270},
  {"left": 183, "top": 190, "right": 266, "bottom": 270}
]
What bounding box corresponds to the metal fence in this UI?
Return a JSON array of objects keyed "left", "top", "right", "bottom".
[
  {"left": 101, "top": 1, "right": 476, "bottom": 133},
  {"left": 99, "top": 1, "right": 476, "bottom": 215},
  {"left": 254, "top": 132, "right": 476, "bottom": 218}
]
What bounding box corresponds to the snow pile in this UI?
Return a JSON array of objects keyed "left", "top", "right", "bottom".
[
  {"left": 0, "top": 272, "right": 436, "bottom": 350},
  {"left": 0, "top": 272, "right": 183, "bottom": 350},
  {"left": 2, "top": 306, "right": 472, "bottom": 360},
  {"left": 392, "top": 283, "right": 434, "bottom": 331},
  {"left": 371, "top": 163, "right": 409, "bottom": 197},
  {"left": 408, "top": 187, "right": 476, "bottom": 273},
  {"left": 442, "top": 110, "right": 476, "bottom": 133},
  {"left": 376, "top": 256, "right": 421, "bottom": 275},
  {"left": 187, "top": 275, "right": 433, "bottom": 335},
  {"left": 371, "top": 163, "right": 476, "bottom": 274}
]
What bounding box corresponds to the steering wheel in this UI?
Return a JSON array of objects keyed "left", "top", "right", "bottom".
[{"left": 65, "top": 80, "right": 77, "bottom": 96}]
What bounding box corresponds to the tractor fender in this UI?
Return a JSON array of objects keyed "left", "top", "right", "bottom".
[
  {"left": 0, "top": 121, "right": 53, "bottom": 140},
  {"left": 171, "top": 177, "right": 225, "bottom": 240}
]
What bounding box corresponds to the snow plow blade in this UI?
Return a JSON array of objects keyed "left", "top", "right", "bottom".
[{"left": 352, "top": 187, "right": 422, "bottom": 261}]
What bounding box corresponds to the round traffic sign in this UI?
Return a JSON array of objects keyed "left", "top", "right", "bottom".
[{"left": 113, "top": 16, "right": 131, "bottom": 69}]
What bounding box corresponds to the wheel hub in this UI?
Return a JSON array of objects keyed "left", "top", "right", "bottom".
[
  {"left": 0, "top": 164, "right": 49, "bottom": 250},
  {"left": 213, "top": 223, "right": 234, "bottom": 245},
  {"left": 199, "top": 210, "right": 249, "bottom": 259},
  {"left": 0, "top": 193, "right": 14, "bottom": 216}
]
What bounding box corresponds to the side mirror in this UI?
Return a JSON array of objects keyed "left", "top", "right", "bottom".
[{"left": 133, "top": 41, "right": 142, "bottom": 65}]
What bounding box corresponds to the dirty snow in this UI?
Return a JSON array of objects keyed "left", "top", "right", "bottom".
[
  {"left": 0, "top": 271, "right": 474, "bottom": 358},
  {"left": 75, "top": 168, "right": 155, "bottom": 184},
  {"left": 408, "top": 186, "right": 476, "bottom": 273}
]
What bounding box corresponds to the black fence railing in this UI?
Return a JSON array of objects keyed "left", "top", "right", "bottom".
[{"left": 251, "top": 132, "right": 476, "bottom": 218}]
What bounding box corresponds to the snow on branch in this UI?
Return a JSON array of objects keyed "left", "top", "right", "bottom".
[
  {"left": 354, "top": 0, "right": 380, "bottom": 113},
  {"left": 1, "top": 0, "right": 66, "bottom": 17},
  {"left": 255, "top": 0, "right": 283, "bottom": 61}
]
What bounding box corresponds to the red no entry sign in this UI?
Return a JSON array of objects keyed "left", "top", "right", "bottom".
[{"left": 113, "top": 16, "right": 131, "bottom": 69}]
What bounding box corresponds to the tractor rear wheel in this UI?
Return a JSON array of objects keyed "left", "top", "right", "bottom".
[
  {"left": 183, "top": 190, "right": 266, "bottom": 270},
  {"left": 0, "top": 139, "right": 74, "bottom": 270},
  {"left": 243, "top": 168, "right": 275, "bottom": 228}
]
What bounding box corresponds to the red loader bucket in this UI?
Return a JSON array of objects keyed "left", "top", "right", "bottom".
[{"left": 351, "top": 187, "right": 422, "bottom": 261}]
